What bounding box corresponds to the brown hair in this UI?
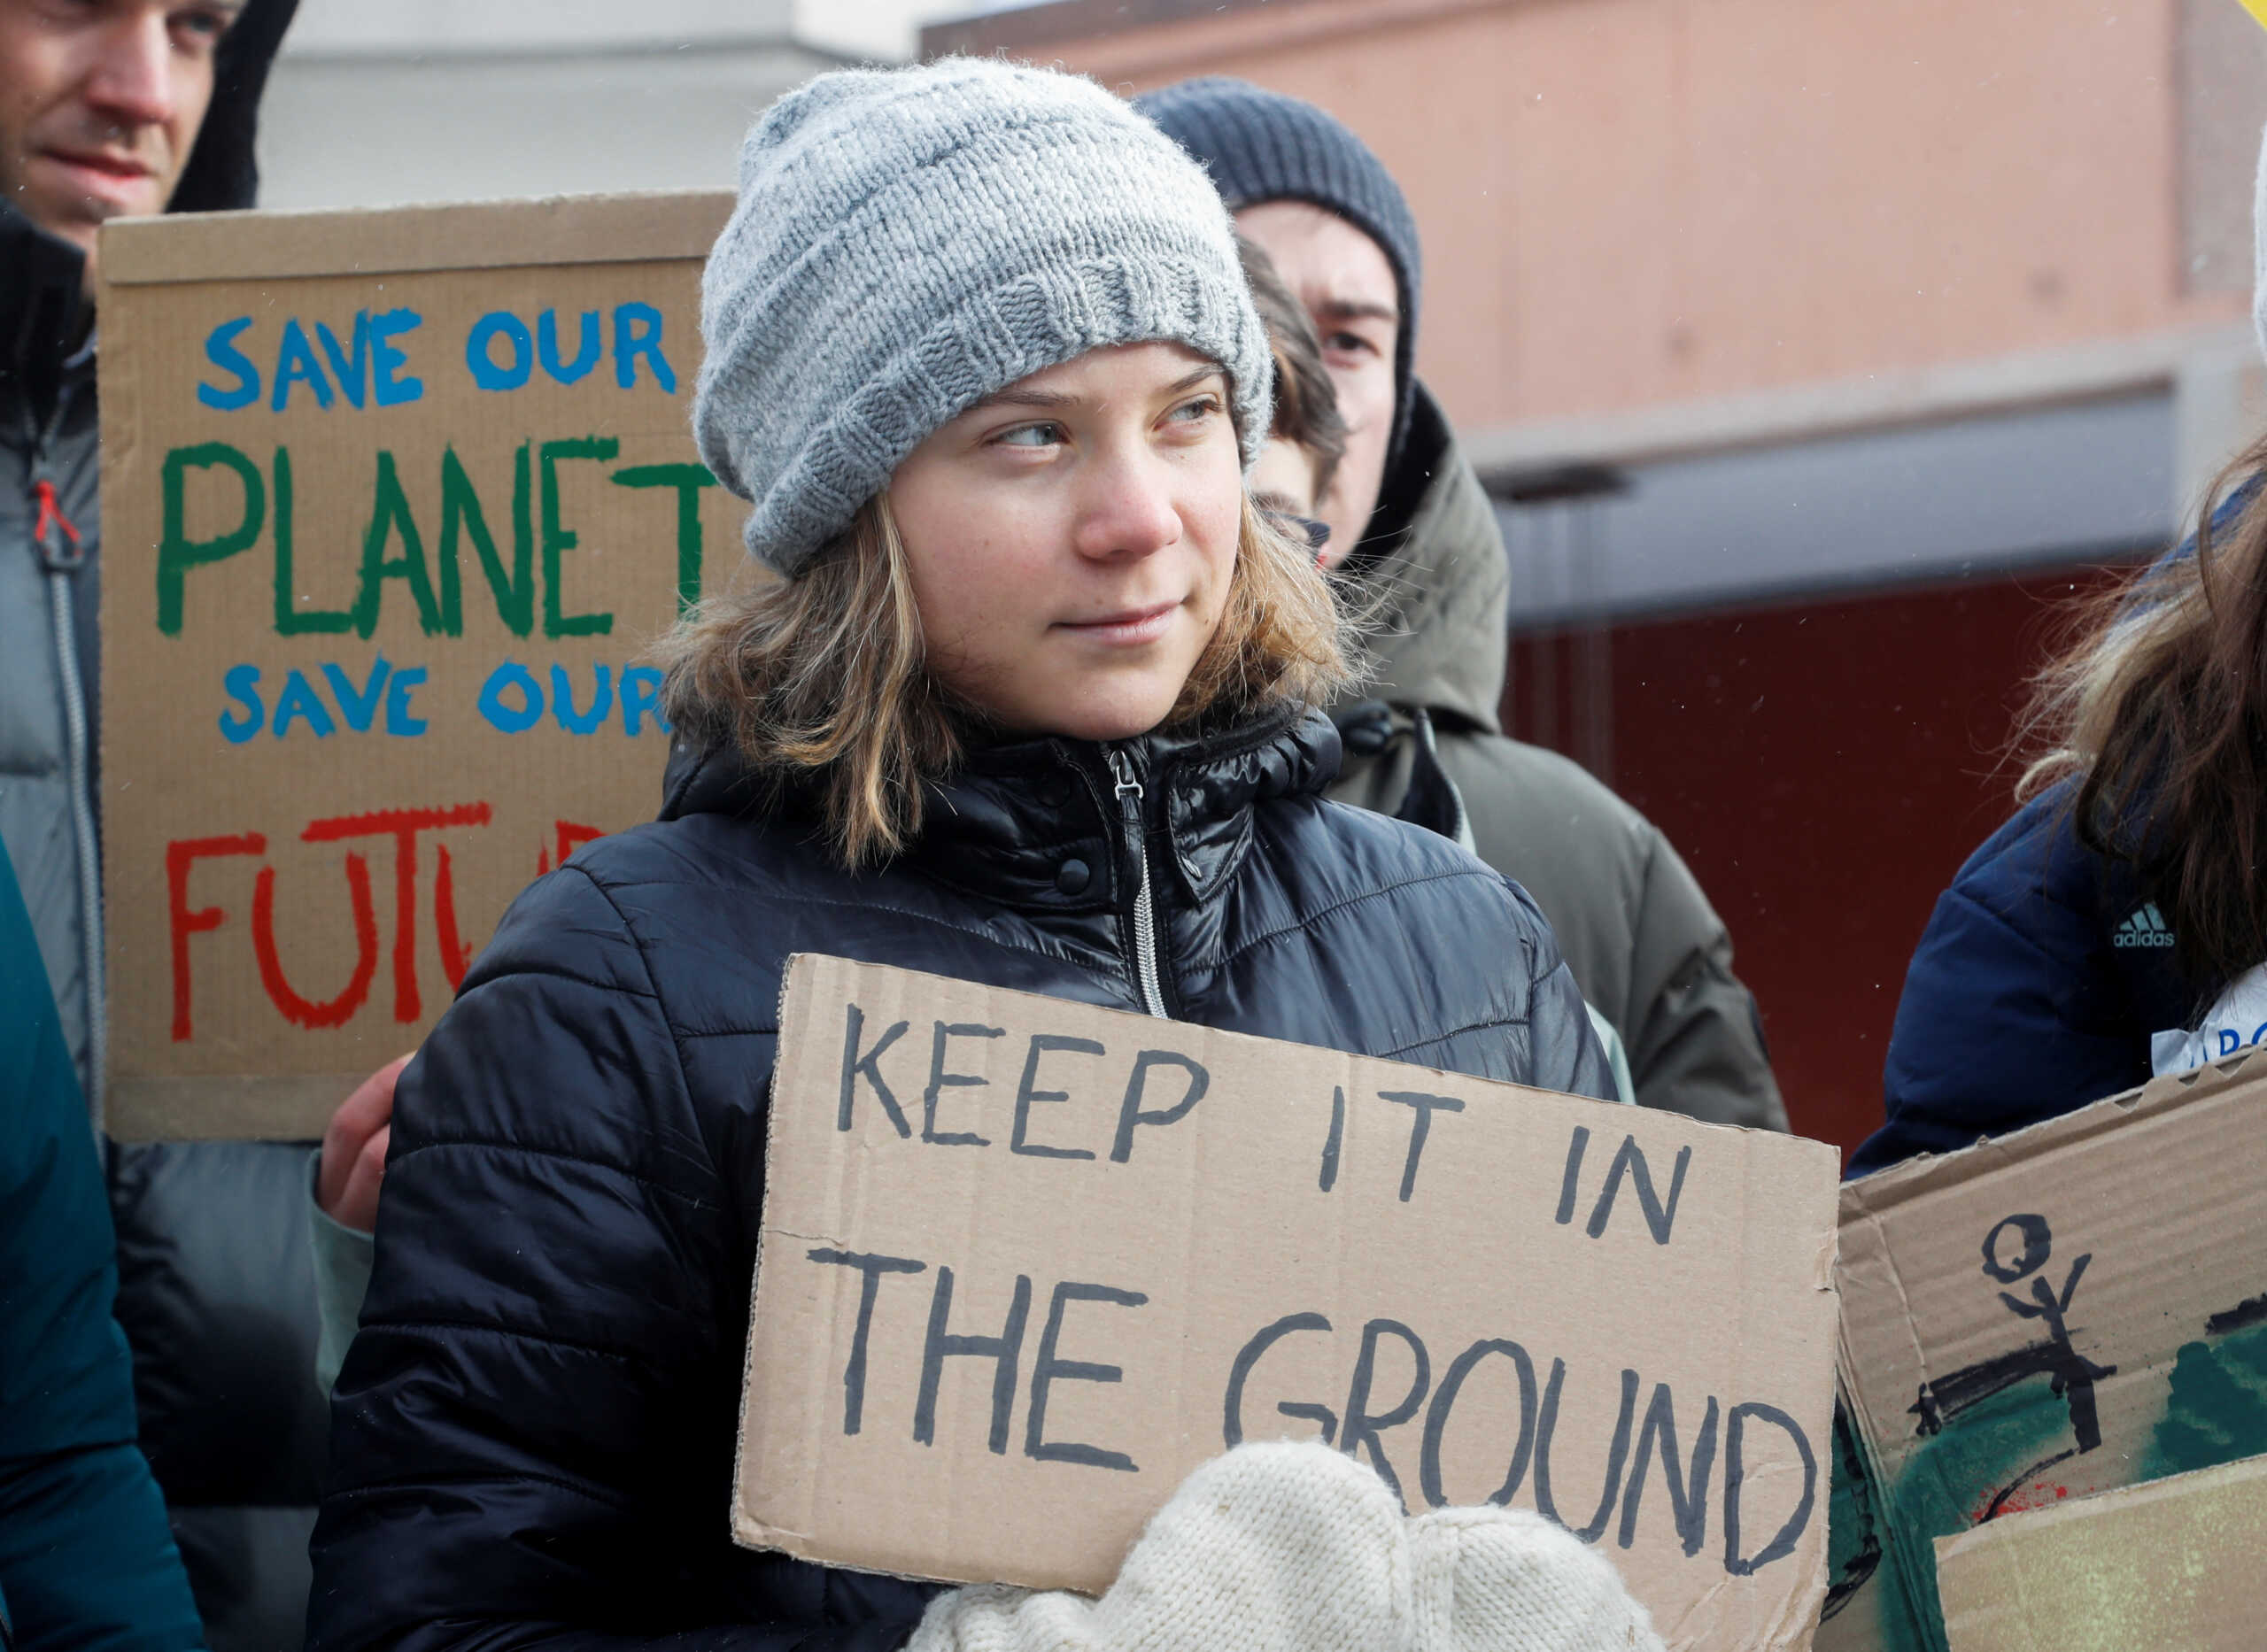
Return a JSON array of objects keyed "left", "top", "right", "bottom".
[
  {"left": 2021, "top": 435, "right": 2267, "bottom": 990},
  {"left": 1237, "top": 232, "right": 1349, "bottom": 505},
  {"left": 654, "top": 493, "right": 1358, "bottom": 868}
]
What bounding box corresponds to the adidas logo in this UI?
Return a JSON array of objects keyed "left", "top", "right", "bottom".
[{"left": 2113, "top": 903, "right": 2177, "bottom": 949}]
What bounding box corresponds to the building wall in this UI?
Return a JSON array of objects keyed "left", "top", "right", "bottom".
[{"left": 986, "top": 0, "right": 2251, "bottom": 434}]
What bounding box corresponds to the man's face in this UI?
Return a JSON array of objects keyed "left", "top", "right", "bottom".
[
  {"left": 1234, "top": 198, "right": 1399, "bottom": 568},
  {"left": 0, "top": 0, "right": 239, "bottom": 278}
]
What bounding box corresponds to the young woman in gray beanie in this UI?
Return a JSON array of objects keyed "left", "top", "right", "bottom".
[{"left": 307, "top": 58, "right": 1649, "bottom": 1652}]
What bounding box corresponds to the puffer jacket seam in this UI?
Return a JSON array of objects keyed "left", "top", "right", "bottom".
[
  {"left": 321, "top": 1467, "right": 631, "bottom": 1509},
  {"left": 596, "top": 876, "right": 1103, "bottom": 975},
  {"left": 383, "top": 1137, "right": 717, "bottom": 1208},
  {"left": 356, "top": 1318, "right": 645, "bottom": 1362},
  {"left": 461, "top": 959, "right": 661, "bottom": 1002},
  {"left": 561, "top": 861, "right": 700, "bottom": 1110},
  {"left": 1216, "top": 866, "right": 1502, "bottom": 969},
  {"left": 1380, "top": 1014, "right": 1530, "bottom": 1060}
]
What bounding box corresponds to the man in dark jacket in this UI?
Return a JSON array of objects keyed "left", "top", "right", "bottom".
[
  {"left": 0, "top": 838, "right": 202, "bottom": 1652},
  {"left": 0, "top": 5, "right": 319, "bottom": 1648},
  {"left": 1139, "top": 79, "right": 1787, "bottom": 1131}
]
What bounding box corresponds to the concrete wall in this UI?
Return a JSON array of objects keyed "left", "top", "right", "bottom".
[{"left": 252, "top": 0, "right": 974, "bottom": 212}]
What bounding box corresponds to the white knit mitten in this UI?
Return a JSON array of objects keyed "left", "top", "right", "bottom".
[
  {"left": 902, "top": 1440, "right": 1665, "bottom": 1652},
  {"left": 1408, "top": 1504, "right": 1666, "bottom": 1652}
]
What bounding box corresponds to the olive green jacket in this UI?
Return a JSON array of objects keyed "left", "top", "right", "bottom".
[{"left": 1327, "top": 386, "right": 1788, "bottom": 1131}]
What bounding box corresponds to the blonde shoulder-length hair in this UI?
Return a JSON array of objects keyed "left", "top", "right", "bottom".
[{"left": 653, "top": 495, "right": 1360, "bottom": 867}]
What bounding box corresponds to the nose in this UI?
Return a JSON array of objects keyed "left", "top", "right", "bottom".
[
  {"left": 1071, "top": 448, "right": 1182, "bottom": 564},
  {"left": 83, "top": 12, "right": 181, "bottom": 134}
]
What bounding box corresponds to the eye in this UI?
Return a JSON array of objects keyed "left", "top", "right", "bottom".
[
  {"left": 1164, "top": 394, "right": 1224, "bottom": 428},
  {"left": 1324, "top": 331, "right": 1380, "bottom": 359},
  {"left": 991, "top": 421, "right": 1067, "bottom": 450},
  {"left": 172, "top": 4, "right": 236, "bottom": 48}
]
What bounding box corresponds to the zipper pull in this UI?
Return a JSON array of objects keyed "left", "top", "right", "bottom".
[
  {"left": 1107, "top": 746, "right": 1144, "bottom": 822},
  {"left": 31, "top": 476, "right": 86, "bottom": 571}
]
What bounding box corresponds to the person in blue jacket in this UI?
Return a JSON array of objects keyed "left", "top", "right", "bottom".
[
  {"left": 1852, "top": 467, "right": 2267, "bottom": 1177},
  {"left": 0, "top": 838, "right": 202, "bottom": 1652}
]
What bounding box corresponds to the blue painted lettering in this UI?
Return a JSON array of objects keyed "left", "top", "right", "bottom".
[
  {"left": 368, "top": 309, "right": 425, "bottom": 405},
  {"left": 613, "top": 302, "right": 676, "bottom": 392},
  {"left": 552, "top": 662, "right": 614, "bottom": 734},
  {"left": 219, "top": 663, "right": 264, "bottom": 743},
  {"left": 197, "top": 317, "right": 260, "bottom": 411},
  {"left": 385, "top": 666, "right": 429, "bottom": 736},
  {"left": 272, "top": 668, "right": 337, "bottom": 738},
  {"left": 271, "top": 320, "right": 334, "bottom": 412},
  {"left": 478, "top": 661, "right": 543, "bottom": 733},
  {"left": 321, "top": 658, "right": 391, "bottom": 731},
  {"left": 317, "top": 313, "right": 371, "bottom": 409},
  {"left": 539, "top": 309, "right": 602, "bottom": 385},
  {"left": 467, "top": 311, "right": 534, "bottom": 393},
  {"left": 620, "top": 665, "right": 668, "bottom": 737}
]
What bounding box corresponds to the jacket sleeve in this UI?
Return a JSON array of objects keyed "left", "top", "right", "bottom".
[
  {"left": 306, "top": 865, "right": 913, "bottom": 1652},
  {"left": 1619, "top": 829, "right": 1789, "bottom": 1132},
  {"left": 1505, "top": 881, "right": 1620, "bottom": 1106},
  {"left": 0, "top": 848, "right": 202, "bottom": 1652},
  {"left": 1850, "top": 804, "right": 2151, "bottom": 1178}
]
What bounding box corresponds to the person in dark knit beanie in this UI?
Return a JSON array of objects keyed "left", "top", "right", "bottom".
[
  {"left": 1137, "top": 77, "right": 1422, "bottom": 479},
  {"left": 1142, "top": 75, "right": 1791, "bottom": 1137}
]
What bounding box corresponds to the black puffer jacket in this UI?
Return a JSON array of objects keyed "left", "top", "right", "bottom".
[{"left": 308, "top": 706, "right": 1610, "bottom": 1650}]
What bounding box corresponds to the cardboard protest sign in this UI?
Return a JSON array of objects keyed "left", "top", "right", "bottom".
[
  {"left": 97, "top": 191, "right": 737, "bottom": 1139},
  {"left": 1815, "top": 1053, "right": 2267, "bottom": 1652},
  {"left": 736, "top": 954, "right": 1842, "bottom": 1650},
  {"left": 1931, "top": 1453, "right": 2267, "bottom": 1652}
]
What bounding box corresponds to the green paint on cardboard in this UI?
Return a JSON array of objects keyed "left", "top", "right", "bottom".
[
  {"left": 1874, "top": 1374, "right": 2075, "bottom": 1652},
  {"left": 2143, "top": 1322, "right": 2267, "bottom": 1479}
]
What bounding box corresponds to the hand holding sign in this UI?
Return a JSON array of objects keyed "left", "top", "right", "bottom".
[{"left": 904, "top": 1440, "right": 1663, "bottom": 1652}]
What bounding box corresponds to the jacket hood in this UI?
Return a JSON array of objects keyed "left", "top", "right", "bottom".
[
  {"left": 1338, "top": 381, "right": 1508, "bottom": 735},
  {"left": 0, "top": 205, "right": 89, "bottom": 428},
  {"left": 3, "top": 0, "right": 296, "bottom": 419},
  {"left": 170, "top": 0, "right": 299, "bottom": 215},
  {"left": 662, "top": 705, "right": 1342, "bottom": 907}
]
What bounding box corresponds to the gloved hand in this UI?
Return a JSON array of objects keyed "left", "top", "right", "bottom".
[{"left": 904, "top": 1440, "right": 1665, "bottom": 1652}]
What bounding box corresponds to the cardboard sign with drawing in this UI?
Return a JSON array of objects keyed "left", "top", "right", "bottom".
[
  {"left": 1817, "top": 1052, "right": 2267, "bottom": 1652},
  {"left": 739, "top": 954, "right": 1844, "bottom": 1652},
  {"left": 96, "top": 191, "right": 738, "bottom": 1139}
]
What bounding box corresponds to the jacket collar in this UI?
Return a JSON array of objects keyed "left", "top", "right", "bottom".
[
  {"left": 1333, "top": 382, "right": 1510, "bottom": 736},
  {"left": 662, "top": 705, "right": 1342, "bottom": 913},
  {"left": 0, "top": 202, "right": 92, "bottom": 440}
]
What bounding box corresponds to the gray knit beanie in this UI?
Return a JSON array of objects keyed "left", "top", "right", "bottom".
[{"left": 695, "top": 58, "right": 1274, "bottom": 579}]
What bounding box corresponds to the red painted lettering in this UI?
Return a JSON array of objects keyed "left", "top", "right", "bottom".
[
  {"left": 252, "top": 853, "right": 380, "bottom": 1029},
  {"left": 166, "top": 833, "right": 265, "bottom": 1041},
  {"left": 302, "top": 803, "right": 492, "bottom": 1021}
]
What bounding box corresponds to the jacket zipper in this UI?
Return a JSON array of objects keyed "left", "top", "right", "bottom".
[
  {"left": 27, "top": 394, "right": 105, "bottom": 1135},
  {"left": 1105, "top": 746, "right": 1169, "bottom": 1019}
]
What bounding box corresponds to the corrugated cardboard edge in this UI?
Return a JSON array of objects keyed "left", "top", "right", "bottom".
[
  {"left": 731, "top": 953, "right": 812, "bottom": 1556},
  {"left": 729, "top": 954, "right": 988, "bottom": 1592},
  {"left": 1930, "top": 1453, "right": 2267, "bottom": 1652},
  {"left": 98, "top": 189, "right": 736, "bottom": 286},
  {"left": 1838, "top": 1046, "right": 2266, "bottom": 1224},
  {"left": 106, "top": 1073, "right": 369, "bottom": 1140}
]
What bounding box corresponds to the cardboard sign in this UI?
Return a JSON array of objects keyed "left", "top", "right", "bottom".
[
  {"left": 97, "top": 191, "right": 738, "bottom": 1139},
  {"left": 1931, "top": 1453, "right": 2267, "bottom": 1652},
  {"left": 1816, "top": 1054, "right": 2267, "bottom": 1652},
  {"left": 737, "top": 954, "right": 1842, "bottom": 1650}
]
